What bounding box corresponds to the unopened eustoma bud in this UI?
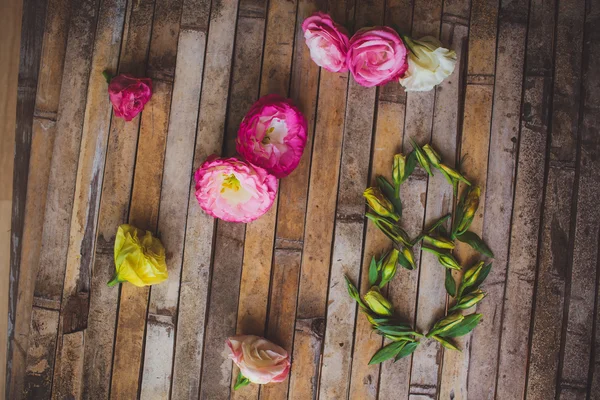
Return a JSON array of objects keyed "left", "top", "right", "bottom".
[
  {"left": 380, "top": 249, "right": 399, "bottom": 286},
  {"left": 424, "top": 235, "right": 455, "bottom": 250},
  {"left": 456, "top": 186, "right": 481, "bottom": 234},
  {"left": 438, "top": 253, "right": 461, "bottom": 270},
  {"left": 364, "top": 287, "right": 394, "bottom": 316},
  {"left": 451, "top": 290, "right": 485, "bottom": 310},
  {"left": 422, "top": 144, "right": 441, "bottom": 168},
  {"left": 463, "top": 261, "right": 484, "bottom": 288},
  {"left": 393, "top": 153, "right": 407, "bottom": 188},
  {"left": 364, "top": 187, "right": 399, "bottom": 221},
  {"left": 427, "top": 312, "right": 464, "bottom": 337},
  {"left": 439, "top": 164, "right": 471, "bottom": 185},
  {"left": 402, "top": 247, "right": 416, "bottom": 270}
]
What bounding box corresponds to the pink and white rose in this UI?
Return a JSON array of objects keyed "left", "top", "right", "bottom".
[
  {"left": 302, "top": 12, "right": 350, "bottom": 73},
  {"left": 227, "top": 335, "right": 291, "bottom": 385},
  {"left": 108, "top": 74, "right": 152, "bottom": 121},
  {"left": 236, "top": 94, "right": 307, "bottom": 178},
  {"left": 194, "top": 156, "right": 277, "bottom": 223},
  {"left": 347, "top": 27, "right": 408, "bottom": 87}
]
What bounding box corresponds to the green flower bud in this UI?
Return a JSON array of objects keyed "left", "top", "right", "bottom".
[
  {"left": 463, "top": 261, "right": 484, "bottom": 288},
  {"left": 422, "top": 144, "right": 441, "bottom": 168},
  {"left": 424, "top": 235, "right": 455, "bottom": 250},
  {"left": 438, "top": 253, "right": 461, "bottom": 270},
  {"left": 439, "top": 164, "right": 471, "bottom": 185},
  {"left": 364, "top": 187, "right": 399, "bottom": 221},
  {"left": 410, "top": 138, "right": 433, "bottom": 176},
  {"left": 402, "top": 247, "right": 416, "bottom": 270},
  {"left": 364, "top": 287, "right": 394, "bottom": 316},
  {"left": 457, "top": 186, "right": 481, "bottom": 234},
  {"left": 451, "top": 290, "right": 485, "bottom": 311},
  {"left": 393, "top": 153, "right": 406, "bottom": 187},
  {"left": 379, "top": 249, "right": 399, "bottom": 287},
  {"left": 427, "top": 312, "right": 464, "bottom": 337},
  {"left": 432, "top": 335, "right": 460, "bottom": 351}
]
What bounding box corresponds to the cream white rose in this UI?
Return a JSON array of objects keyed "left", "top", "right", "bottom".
[
  {"left": 399, "top": 36, "right": 457, "bottom": 92},
  {"left": 227, "top": 335, "right": 291, "bottom": 384}
]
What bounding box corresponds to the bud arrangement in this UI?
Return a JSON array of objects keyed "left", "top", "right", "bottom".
[{"left": 351, "top": 139, "right": 495, "bottom": 362}]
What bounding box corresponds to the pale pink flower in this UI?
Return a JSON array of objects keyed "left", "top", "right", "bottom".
[
  {"left": 236, "top": 94, "right": 307, "bottom": 178},
  {"left": 347, "top": 27, "right": 408, "bottom": 87},
  {"left": 194, "top": 156, "right": 277, "bottom": 223},
  {"left": 227, "top": 335, "right": 291, "bottom": 385},
  {"left": 302, "top": 12, "right": 350, "bottom": 73}
]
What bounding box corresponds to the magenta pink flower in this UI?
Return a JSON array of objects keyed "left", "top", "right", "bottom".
[
  {"left": 347, "top": 27, "right": 408, "bottom": 87},
  {"left": 302, "top": 12, "right": 350, "bottom": 73},
  {"left": 108, "top": 74, "right": 152, "bottom": 121},
  {"left": 227, "top": 335, "right": 291, "bottom": 385},
  {"left": 236, "top": 94, "right": 307, "bottom": 178},
  {"left": 194, "top": 156, "right": 277, "bottom": 223}
]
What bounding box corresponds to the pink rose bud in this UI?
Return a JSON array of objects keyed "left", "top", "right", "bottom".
[
  {"left": 302, "top": 12, "right": 350, "bottom": 73},
  {"left": 227, "top": 335, "right": 291, "bottom": 385},
  {"left": 236, "top": 94, "right": 307, "bottom": 178},
  {"left": 194, "top": 156, "right": 277, "bottom": 223},
  {"left": 347, "top": 27, "right": 408, "bottom": 87},
  {"left": 107, "top": 74, "right": 152, "bottom": 122}
]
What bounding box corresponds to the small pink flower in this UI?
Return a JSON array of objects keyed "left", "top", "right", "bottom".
[
  {"left": 227, "top": 335, "right": 291, "bottom": 385},
  {"left": 194, "top": 156, "right": 277, "bottom": 223},
  {"left": 347, "top": 27, "right": 408, "bottom": 87},
  {"left": 302, "top": 12, "right": 350, "bottom": 73},
  {"left": 108, "top": 74, "right": 152, "bottom": 121},
  {"left": 236, "top": 94, "right": 307, "bottom": 178}
]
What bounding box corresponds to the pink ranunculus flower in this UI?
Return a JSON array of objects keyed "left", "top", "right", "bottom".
[
  {"left": 236, "top": 94, "right": 307, "bottom": 179},
  {"left": 108, "top": 74, "right": 152, "bottom": 121},
  {"left": 346, "top": 27, "right": 409, "bottom": 87},
  {"left": 194, "top": 156, "right": 277, "bottom": 223},
  {"left": 302, "top": 12, "right": 350, "bottom": 73},
  {"left": 227, "top": 335, "right": 291, "bottom": 385}
]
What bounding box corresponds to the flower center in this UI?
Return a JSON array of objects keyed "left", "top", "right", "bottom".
[
  {"left": 221, "top": 173, "right": 241, "bottom": 192},
  {"left": 262, "top": 126, "right": 275, "bottom": 144}
]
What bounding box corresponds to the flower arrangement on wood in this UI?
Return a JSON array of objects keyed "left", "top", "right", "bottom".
[
  {"left": 194, "top": 156, "right": 278, "bottom": 223},
  {"left": 302, "top": 12, "right": 456, "bottom": 91},
  {"left": 227, "top": 335, "right": 291, "bottom": 389},
  {"left": 236, "top": 94, "right": 308, "bottom": 178},
  {"left": 104, "top": 72, "right": 152, "bottom": 121},
  {"left": 108, "top": 224, "right": 168, "bottom": 287}
]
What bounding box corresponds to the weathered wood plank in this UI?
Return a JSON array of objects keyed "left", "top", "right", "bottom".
[
  {"left": 458, "top": 1, "right": 499, "bottom": 398},
  {"left": 232, "top": 0, "right": 297, "bottom": 398},
  {"left": 49, "top": 0, "right": 128, "bottom": 397},
  {"left": 286, "top": 3, "right": 353, "bottom": 399},
  {"left": 128, "top": 0, "right": 186, "bottom": 397},
  {"left": 556, "top": 1, "right": 596, "bottom": 398},
  {"left": 108, "top": 0, "right": 173, "bottom": 397},
  {"left": 483, "top": 0, "right": 530, "bottom": 398},
  {"left": 524, "top": 0, "right": 585, "bottom": 399},
  {"left": 320, "top": 1, "right": 383, "bottom": 399},
  {"left": 432, "top": 4, "right": 471, "bottom": 398},
  {"left": 0, "top": 0, "right": 24, "bottom": 393},
  {"left": 79, "top": 1, "right": 159, "bottom": 398},
  {"left": 188, "top": 0, "right": 247, "bottom": 398},
  {"left": 21, "top": 0, "right": 100, "bottom": 396},
  {"left": 7, "top": 0, "right": 65, "bottom": 397},
  {"left": 404, "top": 0, "right": 444, "bottom": 397},
  {"left": 258, "top": 1, "right": 321, "bottom": 398}
]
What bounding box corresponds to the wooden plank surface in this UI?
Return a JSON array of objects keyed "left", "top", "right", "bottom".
[{"left": 6, "top": 0, "right": 600, "bottom": 398}]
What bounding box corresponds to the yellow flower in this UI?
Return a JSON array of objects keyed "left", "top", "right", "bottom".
[{"left": 108, "top": 224, "right": 168, "bottom": 287}]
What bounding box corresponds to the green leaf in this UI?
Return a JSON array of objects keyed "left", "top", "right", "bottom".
[
  {"left": 394, "top": 341, "right": 419, "bottom": 362},
  {"left": 445, "top": 269, "right": 456, "bottom": 297},
  {"left": 377, "top": 176, "right": 403, "bottom": 216},
  {"left": 102, "top": 70, "right": 113, "bottom": 84},
  {"left": 439, "top": 313, "right": 482, "bottom": 338},
  {"left": 234, "top": 371, "right": 251, "bottom": 390},
  {"left": 369, "top": 256, "right": 379, "bottom": 286},
  {"left": 375, "top": 325, "right": 418, "bottom": 336},
  {"left": 368, "top": 341, "right": 406, "bottom": 364},
  {"left": 404, "top": 151, "right": 418, "bottom": 181},
  {"left": 456, "top": 231, "right": 494, "bottom": 258}
]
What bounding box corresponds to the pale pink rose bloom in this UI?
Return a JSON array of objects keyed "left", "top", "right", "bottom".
[
  {"left": 302, "top": 12, "right": 350, "bottom": 72},
  {"left": 227, "top": 335, "right": 291, "bottom": 384},
  {"left": 236, "top": 94, "right": 307, "bottom": 178},
  {"left": 347, "top": 27, "right": 409, "bottom": 87},
  {"left": 194, "top": 156, "right": 277, "bottom": 223}
]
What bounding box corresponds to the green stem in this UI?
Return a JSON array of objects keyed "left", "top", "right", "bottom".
[{"left": 107, "top": 275, "right": 121, "bottom": 287}]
